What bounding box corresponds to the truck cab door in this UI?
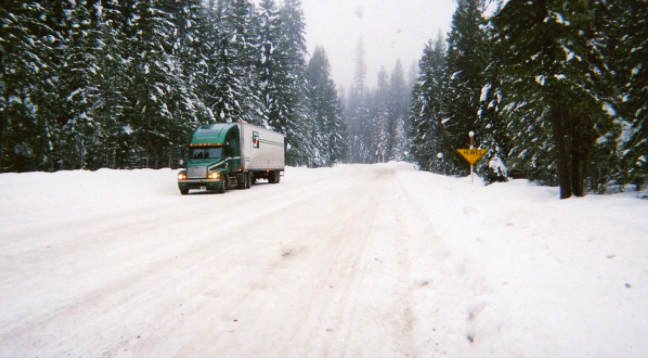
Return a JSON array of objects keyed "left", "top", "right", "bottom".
[
  {"left": 231, "top": 139, "right": 241, "bottom": 170},
  {"left": 225, "top": 129, "right": 241, "bottom": 172}
]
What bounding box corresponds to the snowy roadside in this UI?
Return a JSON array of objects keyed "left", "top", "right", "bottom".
[{"left": 391, "top": 162, "right": 647, "bottom": 356}]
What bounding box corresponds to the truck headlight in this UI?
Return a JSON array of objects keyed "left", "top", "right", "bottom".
[
  {"left": 208, "top": 172, "right": 220, "bottom": 179},
  {"left": 178, "top": 173, "right": 187, "bottom": 180}
]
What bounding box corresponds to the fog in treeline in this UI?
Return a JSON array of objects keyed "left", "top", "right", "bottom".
[
  {"left": 1, "top": 0, "right": 647, "bottom": 198},
  {"left": 347, "top": 0, "right": 647, "bottom": 198}
]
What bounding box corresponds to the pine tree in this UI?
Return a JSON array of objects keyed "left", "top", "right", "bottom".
[
  {"left": 475, "top": 15, "right": 509, "bottom": 183},
  {"left": 305, "top": 46, "right": 327, "bottom": 167},
  {"left": 409, "top": 35, "right": 448, "bottom": 173},
  {"left": 338, "top": 85, "right": 354, "bottom": 163},
  {"left": 257, "top": 0, "right": 282, "bottom": 129},
  {"left": 122, "top": 0, "right": 199, "bottom": 168},
  {"left": 371, "top": 67, "right": 389, "bottom": 162},
  {"left": 275, "top": 0, "right": 311, "bottom": 166},
  {"left": 347, "top": 37, "right": 372, "bottom": 163},
  {"left": 492, "top": 0, "right": 618, "bottom": 198},
  {"left": 443, "top": 0, "right": 489, "bottom": 174},
  {"left": 306, "top": 45, "right": 347, "bottom": 166},
  {"left": 57, "top": 0, "right": 102, "bottom": 169},
  {"left": 603, "top": 0, "right": 647, "bottom": 192},
  {"left": 199, "top": 0, "right": 226, "bottom": 123},
  {"left": 206, "top": 0, "right": 262, "bottom": 125},
  {"left": 93, "top": 0, "right": 130, "bottom": 169},
  {"left": 32, "top": 0, "right": 69, "bottom": 171},
  {"left": 387, "top": 59, "right": 409, "bottom": 161},
  {"left": 159, "top": 0, "right": 206, "bottom": 90},
  {"left": 159, "top": 0, "right": 213, "bottom": 130},
  {"left": 229, "top": 0, "right": 265, "bottom": 125},
  {"left": 0, "top": 1, "right": 51, "bottom": 171}
]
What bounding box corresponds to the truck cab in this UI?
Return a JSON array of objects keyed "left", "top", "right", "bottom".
[{"left": 177, "top": 123, "right": 244, "bottom": 194}]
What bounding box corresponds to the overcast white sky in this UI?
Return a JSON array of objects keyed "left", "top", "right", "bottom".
[{"left": 301, "top": 0, "right": 458, "bottom": 91}]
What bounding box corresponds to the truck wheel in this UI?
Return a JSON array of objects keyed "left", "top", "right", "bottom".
[
  {"left": 245, "top": 172, "right": 251, "bottom": 189},
  {"left": 180, "top": 189, "right": 189, "bottom": 195},
  {"left": 237, "top": 174, "right": 246, "bottom": 190},
  {"left": 270, "top": 170, "right": 280, "bottom": 184},
  {"left": 219, "top": 178, "right": 228, "bottom": 194}
]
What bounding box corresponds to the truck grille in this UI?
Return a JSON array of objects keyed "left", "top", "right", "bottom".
[{"left": 187, "top": 166, "right": 207, "bottom": 179}]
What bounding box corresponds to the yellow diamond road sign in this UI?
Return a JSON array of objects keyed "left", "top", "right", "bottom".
[{"left": 457, "top": 149, "right": 488, "bottom": 165}]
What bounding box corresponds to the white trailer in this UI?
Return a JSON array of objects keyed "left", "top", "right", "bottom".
[{"left": 239, "top": 122, "right": 285, "bottom": 181}]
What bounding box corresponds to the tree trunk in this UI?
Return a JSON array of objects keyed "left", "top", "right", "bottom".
[
  {"left": 550, "top": 98, "right": 572, "bottom": 199},
  {"left": 569, "top": 124, "right": 586, "bottom": 197},
  {"left": 570, "top": 152, "right": 585, "bottom": 197},
  {"left": 568, "top": 109, "right": 596, "bottom": 197}
]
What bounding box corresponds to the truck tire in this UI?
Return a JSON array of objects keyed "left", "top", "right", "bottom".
[
  {"left": 269, "top": 170, "right": 280, "bottom": 184},
  {"left": 237, "top": 174, "right": 246, "bottom": 189},
  {"left": 245, "top": 172, "right": 251, "bottom": 189},
  {"left": 180, "top": 189, "right": 189, "bottom": 195},
  {"left": 219, "top": 177, "right": 228, "bottom": 194}
]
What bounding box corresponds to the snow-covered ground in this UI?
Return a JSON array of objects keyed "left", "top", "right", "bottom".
[{"left": 0, "top": 163, "right": 646, "bottom": 357}]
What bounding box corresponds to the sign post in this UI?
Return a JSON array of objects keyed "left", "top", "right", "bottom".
[
  {"left": 470, "top": 131, "right": 474, "bottom": 182},
  {"left": 456, "top": 131, "right": 487, "bottom": 183}
]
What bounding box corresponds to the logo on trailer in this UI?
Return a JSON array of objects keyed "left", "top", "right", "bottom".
[{"left": 252, "top": 131, "right": 260, "bottom": 148}]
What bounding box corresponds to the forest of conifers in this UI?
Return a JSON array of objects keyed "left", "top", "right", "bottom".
[
  {"left": 1, "top": 0, "right": 647, "bottom": 198},
  {"left": 1, "top": 0, "right": 347, "bottom": 172}
]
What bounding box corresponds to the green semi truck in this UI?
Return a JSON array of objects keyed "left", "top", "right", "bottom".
[{"left": 177, "top": 122, "right": 285, "bottom": 195}]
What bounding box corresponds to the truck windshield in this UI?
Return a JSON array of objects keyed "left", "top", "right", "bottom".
[{"left": 191, "top": 147, "right": 222, "bottom": 160}]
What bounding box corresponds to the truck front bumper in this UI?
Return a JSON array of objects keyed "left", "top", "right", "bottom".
[{"left": 178, "top": 179, "right": 224, "bottom": 192}]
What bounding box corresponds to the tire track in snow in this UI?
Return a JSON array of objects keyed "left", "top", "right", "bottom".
[
  {"left": 3, "top": 167, "right": 405, "bottom": 356},
  {"left": 0, "top": 171, "right": 355, "bottom": 356},
  {"left": 0, "top": 164, "right": 498, "bottom": 357},
  {"left": 167, "top": 166, "right": 389, "bottom": 357}
]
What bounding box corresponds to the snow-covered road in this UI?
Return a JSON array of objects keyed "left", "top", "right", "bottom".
[{"left": 0, "top": 163, "right": 646, "bottom": 357}]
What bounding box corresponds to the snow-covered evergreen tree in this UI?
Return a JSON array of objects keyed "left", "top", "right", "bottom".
[
  {"left": 0, "top": 1, "right": 51, "bottom": 171},
  {"left": 443, "top": 0, "right": 489, "bottom": 175},
  {"left": 475, "top": 17, "right": 509, "bottom": 183},
  {"left": 121, "top": 0, "right": 200, "bottom": 168},
  {"left": 492, "top": 0, "right": 623, "bottom": 198},
  {"left": 387, "top": 59, "right": 409, "bottom": 161},
  {"left": 159, "top": 0, "right": 213, "bottom": 129},
  {"left": 409, "top": 35, "right": 448, "bottom": 173},
  {"left": 346, "top": 37, "right": 373, "bottom": 163},
  {"left": 57, "top": 0, "right": 103, "bottom": 169},
  {"left": 198, "top": 0, "right": 224, "bottom": 123},
  {"left": 275, "top": 0, "right": 311, "bottom": 166},
  {"left": 371, "top": 67, "right": 389, "bottom": 163},
  {"left": 603, "top": 0, "right": 647, "bottom": 192},
  {"left": 257, "top": 0, "right": 281, "bottom": 128},
  {"left": 206, "top": 0, "right": 262, "bottom": 125},
  {"left": 306, "top": 45, "right": 347, "bottom": 166},
  {"left": 93, "top": 0, "right": 132, "bottom": 169},
  {"left": 227, "top": 0, "right": 265, "bottom": 125}
]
